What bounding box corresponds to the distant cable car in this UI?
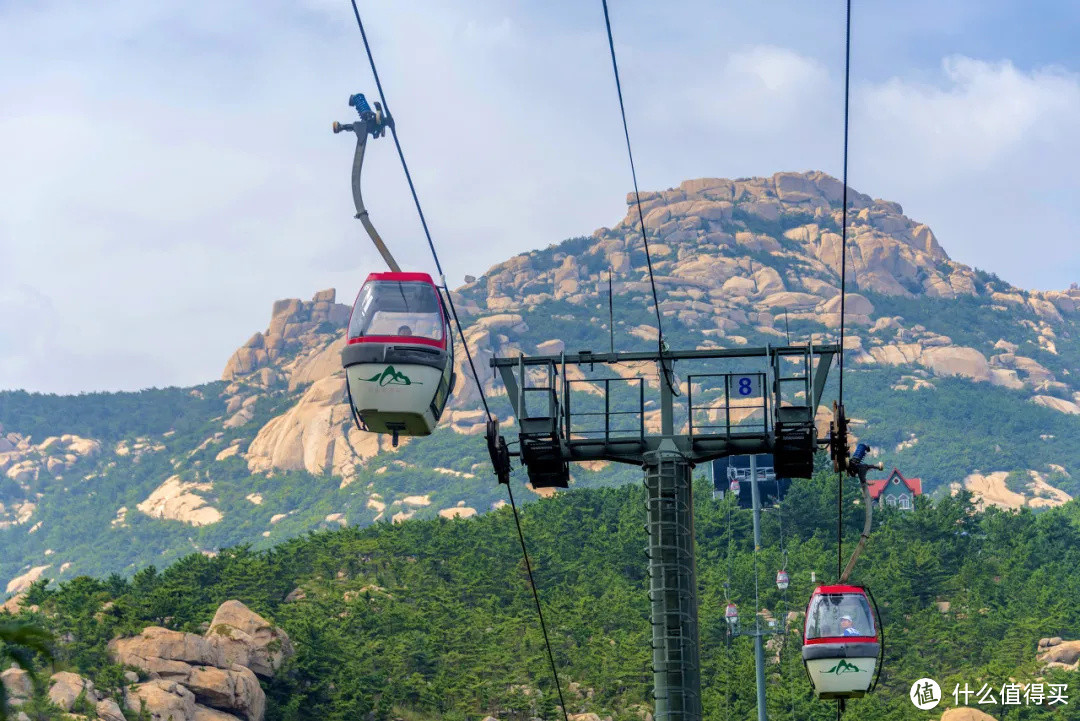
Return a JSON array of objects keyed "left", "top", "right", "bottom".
[
  {"left": 802, "top": 585, "right": 881, "bottom": 700},
  {"left": 724, "top": 603, "right": 739, "bottom": 627},
  {"left": 776, "top": 570, "right": 790, "bottom": 590},
  {"left": 342, "top": 272, "right": 456, "bottom": 444},
  {"left": 729, "top": 479, "right": 740, "bottom": 495}
]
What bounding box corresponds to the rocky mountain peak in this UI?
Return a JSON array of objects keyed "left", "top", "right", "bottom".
[
  {"left": 221, "top": 289, "right": 350, "bottom": 384},
  {"left": 476, "top": 171, "right": 967, "bottom": 316}
]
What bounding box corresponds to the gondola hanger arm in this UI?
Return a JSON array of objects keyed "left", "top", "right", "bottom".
[
  {"left": 839, "top": 445, "right": 885, "bottom": 583},
  {"left": 333, "top": 93, "right": 400, "bottom": 273}
]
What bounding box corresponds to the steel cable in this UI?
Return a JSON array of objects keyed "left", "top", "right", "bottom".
[
  {"left": 600, "top": 0, "right": 673, "bottom": 392},
  {"left": 506, "top": 472, "right": 571, "bottom": 721},
  {"left": 836, "top": 0, "right": 853, "bottom": 583},
  {"left": 348, "top": 0, "right": 492, "bottom": 421},
  {"left": 346, "top": 5, "right": 567, "bottom": 718}
]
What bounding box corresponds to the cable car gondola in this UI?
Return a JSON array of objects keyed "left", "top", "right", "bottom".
[
  {"left": 334, "top": 95, "right": 457, "bottom": 443},
  {"left": 343, "top": 272, "right": 455, "bottom": 443},
  {"left": 801, "top": 584, "right": 881, "bottom": 700}
]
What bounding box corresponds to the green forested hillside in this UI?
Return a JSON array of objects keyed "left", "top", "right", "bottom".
[
  {"left": 0, "top": 385, "right": 228, "bottom": 442},
  {"left": 6, "top": 467, "right": 1078, "bottom": 720},
  {"left": 0, "top": 400, "right": 626, "bottom": 586}
]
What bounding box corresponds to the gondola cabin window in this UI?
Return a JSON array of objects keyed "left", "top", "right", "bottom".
[
  {"left": 805, "top": 592, "right": 876, "bottom": 640},
  {"left": 349, "top": 280, "right": 444, "bottom": 341}
]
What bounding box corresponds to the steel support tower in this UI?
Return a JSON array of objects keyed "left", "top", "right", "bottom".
[
  {"left": 645, "top": 443, "right": 699, "bottom": 720},
  {"left": 487, "top": 344, "right": 839, "bottom": 721}
]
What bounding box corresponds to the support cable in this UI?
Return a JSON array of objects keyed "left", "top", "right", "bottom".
[
  {"left": 775, "top": 480, "right": 787, "bottom": 583},
  {"left": 835, "top": 0, "right": 853, "bottom": 583},
  {"left": 608, "top": 269, "right": 615, "bottom": 354},
  {"left": 600, "top": 0, "right": 672, "bottom": 390},
  {"left": 776, "top": 478, "right": 795, "bottom": 721},
  {"left": 506, "top": 475, "right": 571, "bottom": 721},
  {"left": 347, "top": 5, "right": 566, "bottom": 716},
  {"left": 723, "top": 497, "right": 735, "bottom": 718},
  {"left": 348, "top": 0, "right": 491, "bottom": 421}
]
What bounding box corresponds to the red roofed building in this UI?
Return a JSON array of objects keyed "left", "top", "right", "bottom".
[{"left": 868, "top": 469, "right": 923, "bottom": 510}]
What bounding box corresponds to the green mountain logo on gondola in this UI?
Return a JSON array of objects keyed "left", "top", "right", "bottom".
[
  {"left": 825, "top": 660, "right": 862, "bottom": 675},
  {"left": 361, "top": 366, "right": 421, "bottom": 387}
]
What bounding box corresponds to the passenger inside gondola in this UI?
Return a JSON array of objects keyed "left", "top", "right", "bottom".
[
  {"left": 805, "top": 592, "right": 875, "bottom": 639},
  {"left": 349, "top": 280, "right": 443, "bottom": 341},
  {"left": 840, "top": 615, "right": 861, "bottom": 636}
]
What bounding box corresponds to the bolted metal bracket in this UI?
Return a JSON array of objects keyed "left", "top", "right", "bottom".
[
  {"left": 829, "top": 400, "right": 850, "bottom": 475},
  {"left": 486, "top": 418, "right": 513, "bottom": 485},
  {"left": 332, "top": 92, "right": 392, "bottom": 138}
]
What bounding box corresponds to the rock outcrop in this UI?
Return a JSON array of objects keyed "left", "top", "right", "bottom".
[
  {"left": 439, "top": 506, "right": 478, "bottom": 519},
  {"left": 863, "top": 342, "right": 990, "bottom": 382},
  {"left": 6, "top": 565, "right": 50, "bottom": 594},
  {"left": 207, "top": 600, "right": 295, "bottom": 678},
  {"left": 1, "top": 667, "right": 32, "bottom": 704},
  {"left": 584, "top": 172, "right": 964, "bottom": 307},
  {"left": 0, "top": 432, "right": 102, "bottom": 531},
  {"left": 137, "top": 475, "right": 223, "bottom": 526},
  {"left": 110, "top": 627, "right": 228, "bottom": 671},
  {"left": 951, "top": 471, "right": 1072, "bottom": 511},
  {"left": 48, "top": 671, "right": 91, "bottom": 710},
  {"left": 109, "top": 600, "right": 294, "bottom": 721},
  {"left": 221, "top": 289, "right": 350, "bottom": 383},
  {"left": 1031, "top": 395, "right": 1080, "bottom": 415},
  {"left": 0, "top": 433, "right": 101, "bottom": 481},
  {"left": 1037, "top": 636, "right": 1080, "bottom": 671},
  {"left": 182, "top": 665, "right": 263, "bottom": 721},
  {"left": 125, "top": 679, "right": 198, "bottom": 721},
  {"left": 97, "top": 698, "right": 128, "bottom": 721},
  {"left": 918, "top": 346, "right": 991, "bottom": 382},
  {"left": 244, "top": 374, "right": 404, "bottom": 485},
  {"left": 940, "top": 709, "right": 996, "bottom": 721},
  {"left": 0, "top": 668, "right": 125, "bottom": 720},
  {"left": 246, "top": 375, "right": 343, "bottom": 475}
]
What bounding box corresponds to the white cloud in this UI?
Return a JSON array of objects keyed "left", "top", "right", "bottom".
[
  {"left": 657, "top": 46, "right": 835, "bottom": 177},
  {"left": 860, "top": 56, "right": 1079, "bottom": 173},
  {"left": 851, "top": 57, "right": 1080, "bottom": 287},
  {"left": 725, "top": 46, "right": 831, "bottom": 112}
]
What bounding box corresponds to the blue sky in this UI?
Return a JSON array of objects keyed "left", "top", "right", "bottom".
[{"left": 0, "top": 0, "right": 1077, "bottom": 393}]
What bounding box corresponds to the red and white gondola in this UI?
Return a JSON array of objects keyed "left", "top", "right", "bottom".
[
  {"left": 342, "top": 272, "right": 455, "bottom": 443},
  {"left": 801, "top": 584, "right": 881, "bottom": 699}
]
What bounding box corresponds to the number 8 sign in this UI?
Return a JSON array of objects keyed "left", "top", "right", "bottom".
[{"left": 728, "top": 374, "right": 761, "bottom": 398}]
